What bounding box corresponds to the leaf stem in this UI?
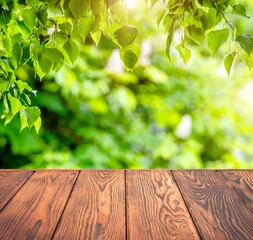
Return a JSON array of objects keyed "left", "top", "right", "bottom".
[{"left": 222, "top": 11, "right": 234, "bottom": 31}]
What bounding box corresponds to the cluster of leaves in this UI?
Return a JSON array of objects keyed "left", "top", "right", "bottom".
[
  {"left": 0, "top": 0, "right": 253, "bottom": 131},
  {"left": 154, "top": 0, "right": 253, "bottom": 73},
  {"left": 0, "top": 0, "right": 138, "bottom": 131}
]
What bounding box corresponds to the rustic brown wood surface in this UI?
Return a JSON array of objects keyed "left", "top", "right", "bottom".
[
  {"left": 53, "top": 171, "right": 125, "bottom": 240},
  {"left": 0, "top": 170, "right": 252, "bottom": 240},
  {"left": 126, "top": 171, "right": 200, "bottom": 240},
  {"left": 219, "top": 170, "right": 253, "bottom": 215},
  {"left": 0, "top": 170, "right": 33, "bottom": 211},
  {"left": 173, "top": 170, "right": 253, "bottom": 240},
  {"left": 0, "top": 170, "right": 78, "bottom": 239}
]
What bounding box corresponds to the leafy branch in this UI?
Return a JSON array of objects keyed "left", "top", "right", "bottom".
[{"left": 0, "top": 0, "right": 252, "bottom": 131}]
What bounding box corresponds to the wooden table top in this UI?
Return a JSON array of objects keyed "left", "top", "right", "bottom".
[{"left": 0, "top": 170, "right": 252, "bottom": 240}]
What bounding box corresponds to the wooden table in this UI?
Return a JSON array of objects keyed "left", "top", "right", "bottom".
[{"left": 0, "top": 170, "right": 252, "bottom": 240}]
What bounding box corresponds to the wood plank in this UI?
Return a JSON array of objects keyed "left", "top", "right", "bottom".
[
  {"left": 173, "top": 170, "right": 253, "bottom": 240},
  {"left": 53, "top": 170, "right": 125, "bottom": 240},
  {"left": 218, "top": 170, "right": 253, "bottom": 214},
  {"left": 126, "top": 170, "right": 200, "bottom": 240},
  {"left": 0, "top": 170, "right": 33, "bottom": 211},
  {"left": 0, "top": 170, "right": 78, "bottom": 240}
]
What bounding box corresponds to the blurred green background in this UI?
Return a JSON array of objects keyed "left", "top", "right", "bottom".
[{"left": 1, "top": 0, "right": 253, "bottom": 169}]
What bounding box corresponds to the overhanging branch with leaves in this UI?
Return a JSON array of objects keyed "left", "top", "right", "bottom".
[{"left": 0, "top": 0, "right": 252, "bottom": 131}]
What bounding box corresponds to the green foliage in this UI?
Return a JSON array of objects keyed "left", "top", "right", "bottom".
[
  {"left": 1, "top": 0, "right": 253, "bottom": 130},
  {"left": 0, "top": 0, "right": 253, "bottom": 170},
  {"left": 1, "top": 39, "right": 253, "bottom": 169}
]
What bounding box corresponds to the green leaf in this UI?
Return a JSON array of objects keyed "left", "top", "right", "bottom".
[
  {"left": 44, "top": 48, "right": 63, "bottom": 62},
  {"left": 36, "top": 10, "right": 48, "bottom": 25},
  {"left": 0, "top": 9, "right": 12, "bottom": 26},
  {"left": 92, "top": 15, "right": 102, "bottom": 33},
  {"left": 176, "top": 45, "right": 191, "bottom": 64},
  {"left": 22, "top": 106, "right": 41, "bottom": 127},
  {"left": 232, "top": 4, "right": 249, "bottom": 18},
  {"left": 35, "top": 62, "right": 46, "bottom": 80},
  {"left": 77, "top": 17, "right": 94, "bottom": 42},
  {"left": 34, "top": 117, "right": 41, "bottom": 133},
  {"left": 224, "top": 53, "right": 235, "bottom": 76},
  {"left": 2, "top": 36, "right": 12, "bottom": 53},
  {"left": 157, "top": 10, "right": 165, "bottom": 26},
  {"left": 3, "top": 94, "right": 14, "bottom": 125},
  {"left": 12, "top": 43, "right": 23, "bottom": 65},
  {"left": 201, "top": 8, "right": 218, "bottom": 30},
  {"left": 16, "top": 80, "right": 32, "bottom": 94},
  {"left": 8, "top": 93, "right": 20, "bottom": 116},
  {"left": 91, "top": 31, "right": 102, "bottom": 46},
  {"left": 20, "top": 108, "right": 28, "bottom": 132},
  {"left": 69, "top": 0, "right": 90, "bottom": 20},
  {"left": 56, "top": 31, "right": 68, "bottom": 46},
  {"left": 165, "top": 34, "right": 173, "bottom": 59},
  {"left": 129, "top": 43, "right": 141, "bottom": 56},
  {"left": 3, "top": 94, "right": 9, "bottom": 114},
  {"left": 187, "top": 26, "right": 205, "bottom": 45},
  {"left": 0, "top": 80, "right": 8, "bottom": 96},
  {"left": 244, "top": 53, "right": 253, "bottom": 70},
  {"left": 123, "top": 50, "right": 138, "bottom": 69},
  {"left": 236, "top": 34, "right": 253, "bottom": 56},
  {"left": 53, "top": 61, "right": 64, "bottom": 73},
  {"left": 25, "top": 94, "right": 31, "bottom": 105},
  {"left": 163, "top": 14, "right": 172, "bottom": 30},
  {"left": 21, "top": 7, "right": 36, "bottom": 31},
  {"left": 120, "top": 43, "right": 140, "bottom": 69},
  {"left": 7, "top": 57, "right": 17, "bottom": 70},
  {"left": 187, "top": 13, "right": 203, "bottom": 29},
  {"left": 38, "top": 52, "right": 53, "bottom": 74},
  {"left": 59, "top": 22, "right": 73, "bottom": 34},
  {"left": 207, "top": 29, "right": 229, "bottom": 57},
  {"left": 29, "top": 0, "right": 40, "bottom": 5},
  {"left": 11, "top": 33, "right": 22, "bottom": 46},
  {"left": 114, "top": 26, "right": 138, "bottom": 48},
  {"left": 63, "top": 39, "right": 79, "bottom": 64},
  {"left": 194, "top": 1, "right": 209, "bottom": 13},
  {"left": 4, "top": 112, "right": 14, "bottom": 125}
]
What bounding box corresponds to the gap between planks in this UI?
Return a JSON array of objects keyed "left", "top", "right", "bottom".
[
  {"left": 171, "top": 170, "right": 203, "bottom": 240},
  {"left": 50, "top": 170, "right": 81, "bottom": 239},
  {"left": 124, "top": 170, "right": 128, "bottom": 240},
  {"left": 0, "top": 170, "right": 35, "bottom": 213}
]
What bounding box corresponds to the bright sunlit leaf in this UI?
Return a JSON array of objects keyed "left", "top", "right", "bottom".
[
  {"left": 207, "top": 29, "right": 230, "bottom": 57},
  {"left": 224, "top": 53, "right": 235, "bottom": 76}
]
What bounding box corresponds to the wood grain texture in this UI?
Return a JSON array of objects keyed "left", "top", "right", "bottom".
[
  {"left": 173, "top": 170, "right": 253, "bottom": 240},
  {"left": 0, "top": 170, "right": 78, "bottom": 240},
  {"left": 53, "top": 170, "right": 125, "bottom": 240},
  {"left": 126, "top": 170, "right": 200, "bottom": 240},
  {"left": 0, "top": 170, "right": 33, "bottom": 211},
  {"left": 218, "top": 170, "right": 253, "bottom": 214}
]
